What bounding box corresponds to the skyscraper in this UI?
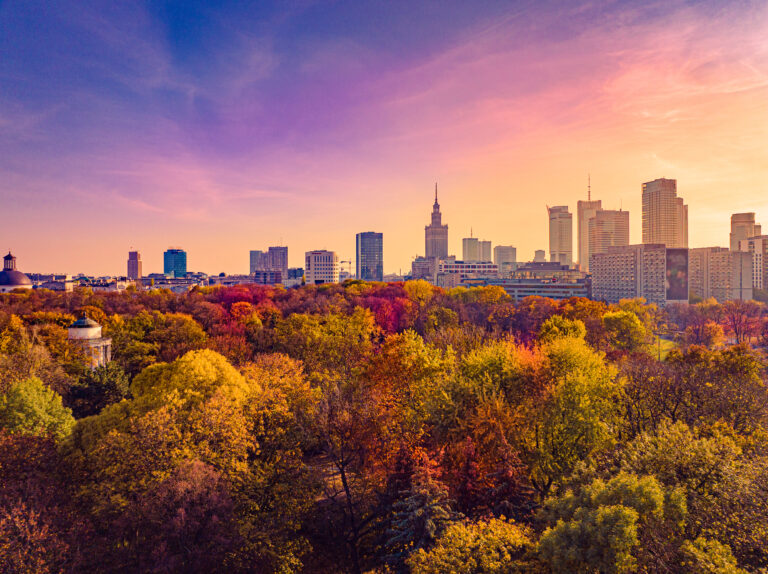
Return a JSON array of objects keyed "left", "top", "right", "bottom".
[
  {"left": 479, "top": 240, "right": 492, "bottom": 262},
  {"left": 356, "top": 232, "right": 383, "bottom": 281},
  {"left": 588, "top": 209, "right": 629, "bottom": 262},
  {"left": 425, "top": 184, "right": 448, "bottom": 259},
  {"left": 250, "top": 246, "right": 288, "bottom": 280},
  {"left": 548, "top": 206, "right": 573, "bottom": 267},
  {"left": 730, "top": 213, "right": 761, "bottom": 251},
  {"left": 163, "top": 248, "right": 187, "bottom": 278},
  {"left": 641, "top": 178, "right": 688, "bottom": 248},
  {"left": 249, "top": 250, "right": 264, "bottom": 273},
  {"left": 127, "top": 251, "right": 142, "bottom": 281},
  {"left": 462, "top": 237, "right": 480, "bottom": 262},
  {"left": 576, "top": 178, "right": 601, "bottom": 271}
]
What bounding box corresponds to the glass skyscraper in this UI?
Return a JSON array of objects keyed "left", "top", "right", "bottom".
[
  {"left": 163, "top": 248, "right": 187, "bottom": 278},
  {"left": 356, "top": 232, "right": 383, "bottom": 281}
]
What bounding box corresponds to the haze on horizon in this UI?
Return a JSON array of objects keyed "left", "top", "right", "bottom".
[{"left": 1, "top": 0, "right": 767, "bottom": 276}]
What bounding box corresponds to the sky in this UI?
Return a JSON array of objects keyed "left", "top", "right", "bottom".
[{"left": 1, "top": 0, "right": 767, "bottom": 276}]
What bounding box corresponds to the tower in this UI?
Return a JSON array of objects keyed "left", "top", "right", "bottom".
[
  {"left": 548, "top": 206, "right": 573, "bottom": 267},
  {"left": 642, "top": 178, "right": 688, "bottom": 248},
  {"left": 425, "top": 183, "right": 448, "bottom": 259}
]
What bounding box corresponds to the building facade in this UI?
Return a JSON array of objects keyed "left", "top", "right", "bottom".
[
  {"left": 730, "top": 213, "right": 761, "bottom": 252},
  {"left": 250, "top": 246, "right": 288, "bottom": 278},
  {"left": 462, "top": 237, "right": 480, "bottom": 262},
  {"left": 589, "top": 209, "right": 630, "bottom": 259},
  {"left": 493, "top": 245, "right": 517, "bottom": 274},
  {"left": 411, "top": 256, "right": 438, "bottom": 282},
  {"left": 591, "top": 244, "right": 688, "bottom": 306},
  {"left": 356, "top": 231, "right": 384, "bottom": 281},
  {"left": 127, "top": 251, "right": 142, "bottom": 281},
  {"left": 305, "top": 250, "right": 340, "bottom": 285},
  {"left": 163, "top": 248, "right": 187, "bottom": 278},
  {"left": 642, "top": 178, "right": 688, "bottom": 248},
  {"left": 548, "top": 205, "right": 573, "bottom": 267},
  {"left": 689, "top": 247, "right": 753, "bottom": 302},
  {"left": 739, "top": 236, "right": 768, "bottom": 291},
  {"left": 577, "top": 198, "right": 601, "bottom": 271},
  {"left": 425, "top": 185, "right": 449, "bottom": 259}
]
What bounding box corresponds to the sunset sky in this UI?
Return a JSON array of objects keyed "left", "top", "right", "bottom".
[{"left": 2, "top": 0, "right": 767, "bottom": 276}]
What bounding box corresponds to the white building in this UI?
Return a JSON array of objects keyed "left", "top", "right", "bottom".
[
  {"left": 589, "top": 209, "right": 629, "bottom": 260},
  {"left": 305, "top": 250, "right": 340, "bottom": 285},
  {"left": 689, "top": 247, "right": 752, "bottom": 302},
  {"left": 462, "top": 237, "right": 480, "bottom": 262},
  {"left": 68, "top": 316, "right": 112, "bottom": 368},
  {"left": 739, "top": 236, "right": 768, "bottom": 290}
]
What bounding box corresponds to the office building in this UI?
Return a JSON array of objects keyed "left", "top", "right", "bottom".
[
  {"left": 425, "top": 184, "right": 449, "bottom": 260},
  {"left": 250, "top": 246, "right": 288, "bottom": 278},
  {"left": 494, "top": 245, "right": 517, "bottom": 274},
  {"left": 589, "top": 209, "right": 629, "bottom": 258},
  {"left": 577, "top": 195, "right": 602, "bottom": 272},
  {"left": 689, "top": 247, "right": 753, "bottom": 302},
  {"left": 480, "top": 240, "right": 492, "bottom": 262},
  {"left": 411, "top": 256, "right": 438, "bottom": 282},
  {"left": 465, "top": 262, "right": 590, "bottom": 301},
  {"left": 641, "top": 178, "right": 688, "bottom": 248},
  {"left": 591, "top": 244, "right": 688, "bottom": 306},
  {"left": 305, "top": 250, "right": 339, "bottom": 285},
  {"left": 739, "top": 236, "right": 768, "bottom": 290},
  {"left": 730, "top": 213, "right": 761, "bottom": 251},
  {"left": 163, "top": 248, "right": 187, "bottom": 278},
  {"left": 356, "top": 232, "right": 384, "bottom": 281},
  {"left": 249, "top": 250, "right": 264, "bottom": 273},
  {"left": 534, "top": 250, "right": 546, "bottom": 263},
  {"left": 462, "top": 237, "right": 480, "bottom": 262},
  {"left": 548, "top": 206, "right": 573, "bottom": 267},
  {"left": 127, "top": 251, "right": 142, "bottom": 281}
]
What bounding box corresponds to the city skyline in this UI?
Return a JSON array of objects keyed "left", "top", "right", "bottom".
[{"left": 2, "top": 1, "right": 768, "bottom": 275}]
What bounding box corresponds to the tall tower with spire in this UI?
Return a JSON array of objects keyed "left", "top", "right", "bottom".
[
  {"left": 425, "top": 183, "right": 449, "bottom": 259},
  {"left": 576, "top": 174, "right": 602, "bottom": 272}
]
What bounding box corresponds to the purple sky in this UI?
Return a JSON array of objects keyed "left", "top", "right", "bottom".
[{"left": 2, "top": 1, "right": 767, "bottom": 275}]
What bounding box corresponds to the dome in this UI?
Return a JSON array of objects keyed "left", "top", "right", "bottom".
[
  {"left": 70, "top": 316, "right": 100, "bottom": 329},
  {"left": 0, "top": 269, "right": 32, "bottom": 287},
  {"left": 0, "top": 252, "right": 31, "bottom": 288}
]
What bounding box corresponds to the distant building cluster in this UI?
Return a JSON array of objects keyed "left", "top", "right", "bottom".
[{"left": 3, "top": 177, "right": 765, "bottom": 305}]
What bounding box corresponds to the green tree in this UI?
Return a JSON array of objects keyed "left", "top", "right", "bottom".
[
  {"left": 407, "top": 518, "right": 532, "bottom": 574},
  {"left": 538, "top": 315, "right": 586, "bottom": 344},
  {"left": 0, "top": 377, "right": 75, "bottom": 440},
  {"left": 603, "top": 310, "right": 647, "bottom": 352}
]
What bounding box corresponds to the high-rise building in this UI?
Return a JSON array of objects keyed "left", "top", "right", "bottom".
[
  {"left": 480, "top": 240, "right": 492, "bottom": 262},
  {"left": 249, "top": 250, "right": 264, "bottom": 274},
  {"left": 494, "top": 245, "right": 517, "bottom": 274},
  {"left": 641, "top": 178, "right": 688, "bottom": 248},
  {"left": 163, "top": 248, "right": 187, "bottom": 278},
  {"left": 425, "top": 184, "right": 448, "bottom": 260},
  {"left": 591, "top": 244, "right": 688, "bottom": 306},
  {"left": 534, "top": 250, "right": 546, "bottom": 263},
  {"left": 356, "top": 232, "right": 383, "bottom": 281},
  {"left": 249, "top": 246, "right": 288, "bottom": 281},
  {"left": 577, "top": 190, "right": 601, "bottom": 272},
  {"left": 689, "top": 247, "right": 752, "bottom": 302},
  {"left": 127, "top": 251, "right": 142, "bottom": 281},
  {"left": 462, "top": 237, "right": 480, "bottom": 262},
  {"left": 548, "top": 206, "right": 573, "bottom": 267},
  {"left": 411, "top": 256, "right": 438, "bottom": 282},
  {"left": 589, "top": 210, "right": 629, "bottom": 260},
  {"left": 730, "top": 213, "right": 761, "bottom": 251},
  {"left": 305, "top": 250, "right": 339, "bottom": 285},
  {"left": 739, "top": 236, "right": 768, "bottom": 291}
]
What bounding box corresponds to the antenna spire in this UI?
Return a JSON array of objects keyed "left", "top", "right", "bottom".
[
  {"left": 435, "top": 182, "right": 438, "bottom": 201},
  {"left": 588, "top": 173, "right": 591, "bottom": 201}
]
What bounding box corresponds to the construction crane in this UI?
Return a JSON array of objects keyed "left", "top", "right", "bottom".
[{"left": 339, "top": 260, "right": 353, "bottom": 280}]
